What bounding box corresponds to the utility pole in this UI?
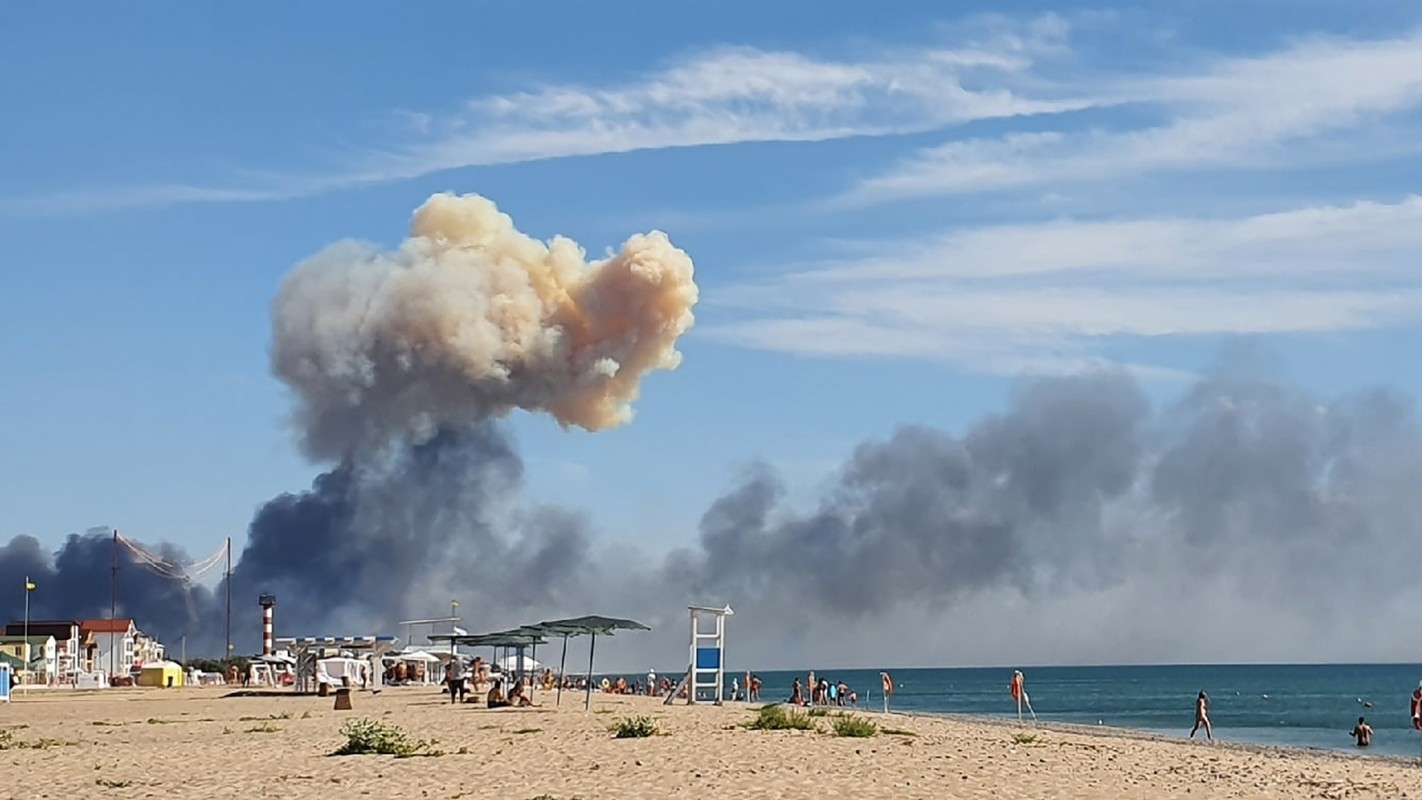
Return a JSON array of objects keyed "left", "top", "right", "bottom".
[
  {"left": 110, "top": 529, "right": 118, "bottom": 680},
  {"left": 450, "top": 600, "right": 460, "bottom": 658},
  {"left": 22, "top": 576, "right": 32, "bottom": 694},
  {"left": 224, "top": 538, "right": 232, "bottom": 660}
]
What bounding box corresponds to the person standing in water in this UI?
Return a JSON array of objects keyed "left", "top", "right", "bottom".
[
  {"left": 881, "top": 672, "right": 895, "bottom": 714},
  {"left": 1351, "top": 716, "right": 1373, "bottom": 747},
  {"left": 1189, "top": 690, "right": 1213, "bottom": 742}
]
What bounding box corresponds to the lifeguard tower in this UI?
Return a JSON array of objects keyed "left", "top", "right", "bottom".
[{"left": 683, "top": 604, "right": 733, "bottom": 705}]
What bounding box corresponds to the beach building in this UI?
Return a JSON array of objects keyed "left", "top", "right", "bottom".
[
  {"left": 79, "top": 618, "right": 138, "bottom": 676},
  {"left": 133, "top": 631, "right": 165, "bottom": 667},
  {"left": 0, "top": 635, "right": 57, "bottom": 684},
  {"left": 3, "top": 620, "right": 80, "bottom": 679}
]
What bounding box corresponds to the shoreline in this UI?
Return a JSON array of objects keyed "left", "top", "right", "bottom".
[{"left": 4, "top": 685, "right": 1421, "bottom": 799}]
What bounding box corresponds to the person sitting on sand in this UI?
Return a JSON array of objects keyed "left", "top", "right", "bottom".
[
  {"left": 1189, "top": 691, "right": 1213, "bottom": 742},
  {"left": 1351, "top": 716, "right": 1373, "bottom": 747},
  {"left": 508, "top": 678, "right": 533, "bottom": 707},
  {"left": 487, "top": 678, "right": 509, "bottom": 709},
  {"left": 790, "top": 678, "right": 804, "bottom": 706}
]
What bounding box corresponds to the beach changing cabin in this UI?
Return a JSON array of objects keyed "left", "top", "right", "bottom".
[{"left": 137, "top": 660, "right": 184, "bottom": 688}]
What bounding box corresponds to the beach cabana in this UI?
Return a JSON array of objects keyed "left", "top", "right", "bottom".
[
  {"left": 137, "top": 660, "right": 184, "bottom": 688},
  {"left": 275, "top": 636, "right": 399, "bottom": 694},
  {"left": 535, "top": 615, "right": 652, "bottom": 709}
]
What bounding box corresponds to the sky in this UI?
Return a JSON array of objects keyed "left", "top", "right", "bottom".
[{"left": 3, "top": 1, "right": 1422, "bottom": 666}]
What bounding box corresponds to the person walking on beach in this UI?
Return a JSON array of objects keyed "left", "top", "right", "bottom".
[
  {"left": 881, "top": 672, "right": 894, "bottom": 714},
  {"left": 445, "top": 658, "right": 466, "bottom": 705},
  {"left": 1189, "top": 690, "right": 1213, "bottom": 742},
  {"left": 1351, "top": 716, "right": 1373, "bottom": 747}
]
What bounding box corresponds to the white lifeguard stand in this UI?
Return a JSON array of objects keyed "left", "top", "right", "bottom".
[{"left": 686, "top": 604, "right": 733, "bottom": 705}]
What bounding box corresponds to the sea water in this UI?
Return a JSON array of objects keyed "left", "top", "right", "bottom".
[{"left": 722, "top": 663, "right": 1422, "bottom": 759}]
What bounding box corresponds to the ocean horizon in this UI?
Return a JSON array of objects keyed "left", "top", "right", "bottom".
[{"left": 641, "top": 663, "right": 1422, "bottom": 759}]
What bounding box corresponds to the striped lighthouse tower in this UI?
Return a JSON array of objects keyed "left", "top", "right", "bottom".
[{"left": 259, "top": 594, "right": 276, "bottom": 656}]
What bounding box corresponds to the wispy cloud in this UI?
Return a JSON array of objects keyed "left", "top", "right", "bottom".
[
  {"left": 842, "top": 29, "right": 1422, "bottom": 204},
  {"left": 703, "top": 196, "right": 1422, "bottom": 375},
  {"left": 1, "top": 20, "right": 1094, "bottom": 216}
]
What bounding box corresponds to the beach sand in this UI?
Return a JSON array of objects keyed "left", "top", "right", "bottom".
[{"left": 3, "top": 685, "right": 1420, "bottom": 799}]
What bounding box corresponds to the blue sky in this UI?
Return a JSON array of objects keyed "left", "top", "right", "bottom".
[{"left": 3, "top": 0, "right": 1422, "bottom": 564}]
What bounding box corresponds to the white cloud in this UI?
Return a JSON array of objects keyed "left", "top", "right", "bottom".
[
  {"left": 347, "top": 39, "right": 1096, "bottom": 182},
  {"left": 2, "top": 22, "right": 1095, "bottom": 216},
  {"left": 843, "top": 28, "right": 1422, "bottom": 204},
  {"left": 703, "top": 196, "right": 1422, "bottom": 374}
]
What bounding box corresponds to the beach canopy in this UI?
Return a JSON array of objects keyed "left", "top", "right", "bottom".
[
  {"left": 397, "top": 650, "right": 442, "bottom": 663},
  {"left": 534, "top": 615, "right": 652, "bottom": 709}
]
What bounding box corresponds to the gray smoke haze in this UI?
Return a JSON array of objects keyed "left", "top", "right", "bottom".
[
  {"left": 5, "top": 361, "right": 1422, "bottom": 668},
  {"left": 4, "top": 192, "right": 1420, "bottom": 670}
]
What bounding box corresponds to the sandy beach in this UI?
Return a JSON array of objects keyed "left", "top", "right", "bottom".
[{"left": 3, "top": 685, "right": 1422, "bottom": 799}]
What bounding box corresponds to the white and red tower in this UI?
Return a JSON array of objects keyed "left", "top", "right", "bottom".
[{"left": 259, "top": 594, "right": 276, "bottom": 656}]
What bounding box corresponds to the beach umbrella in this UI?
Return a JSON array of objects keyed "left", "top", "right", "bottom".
[{"left": 535, "top": 616, "right": 652, "bottom": 709}]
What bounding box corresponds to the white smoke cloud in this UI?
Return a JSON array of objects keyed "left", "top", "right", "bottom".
[{"left": 270, "top": 192, "right": 699, "bottom": 460}]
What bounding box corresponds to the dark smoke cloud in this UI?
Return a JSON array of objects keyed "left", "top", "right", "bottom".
[{"left": 6, "top": 363, "right": 1422, "bottom": 668}]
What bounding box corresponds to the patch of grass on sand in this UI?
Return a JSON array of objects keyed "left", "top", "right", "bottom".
[
  {"left": 0, "top": 730, "right": 76, "bottom": 750},
  {"left": 332, "top": 719, "right": 439, "bottom": 758},
  {"left": 239, "top": 712, "right": 291, "bottom": 722},
  {"left": 831, "top": 715, "right": 878, "bottom": 738},
  {"left": 882, "top": 727, "right": 919, "bottom": 737},
  {"left": 745, "top": 704, "right": 817, "bottom": 731},
  {"left": 95, "top": 778, "right": 131, "bottom": 789},
  {"left": 609, "top": 716, "right": 658, "bottom": 739},
  {"left": 1012, "top": 733, "right": 1040, "bottom": 745},
  {"left": 807, "top": 707, "right": 829, "bottom": 717},
  {"left": 246, "top": 722, "right": 282, "bottom": 733}
]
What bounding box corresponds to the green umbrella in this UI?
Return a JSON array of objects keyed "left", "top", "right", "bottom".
[{"left": 535, "top": 616, "right": 652, "bottom": 709}]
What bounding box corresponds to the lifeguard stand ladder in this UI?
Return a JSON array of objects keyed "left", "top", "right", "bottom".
[{"left": 687, "top": 604, "right": 734, "bottom": 705}]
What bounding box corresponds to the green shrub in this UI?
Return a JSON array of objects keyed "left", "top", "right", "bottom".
[
  {"left": 333, "top": 718, "right": 435, "bottom": 757},
  {"left": 1011, "top": 732, "right": 1038, "bottom": 745},
  {"left": 609, "top": 716, "right": 657, "bottom": 738},
  {"left": 831, "top": 715, "right": 878, "bottom": 738},
  {"left": 807, "top": 707, "right": 829, "bottom": 717},
  {"left": 745, "top": 704, "right": 816, "bottom": 731}
]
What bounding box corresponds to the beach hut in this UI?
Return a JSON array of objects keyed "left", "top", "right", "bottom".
[
  {"left": 137, "top": 661, "right": 184, "bottom": 688},
  {"left": 0, "top": 662, "right": 11, "bottom": 702}
]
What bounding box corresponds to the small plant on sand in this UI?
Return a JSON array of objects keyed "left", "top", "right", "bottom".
[
  {"left": 807, "top": 707, "right": 829, "bottom": 717},
  {"left": 0, "top": 730, "right": 75, "bottom": 750},
  {"left": 832, "top": 715, "right": 878, "bottom": 738},
  {"left": 246, "top": 722, "right": 282, "bottom": 733},
  {"left": 745, "top": 704, "right": 816, "bottom": 731},
  {"left": 882, "top": 727, "right": 919, "bottom": 737},
  {"left": 333, "top": 718, "right": 435, "bottom": 758},
  {"left": 609, "top": 716, "right": 657, "bottom": 739},
  {"left": 95, "top": 778, "right": 132, "bottom": 789},
  {"left": 1011, "top": 733, "right": 1039, "bottom": 745}
]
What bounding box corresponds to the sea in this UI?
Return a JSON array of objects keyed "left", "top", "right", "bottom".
[{"left": 700, "top": 664, "right": 1422, "bottom": 759}]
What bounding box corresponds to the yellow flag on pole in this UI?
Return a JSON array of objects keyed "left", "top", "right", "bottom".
[{"left": 25, "top": 580, "right": 35, "bottom": 591}]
